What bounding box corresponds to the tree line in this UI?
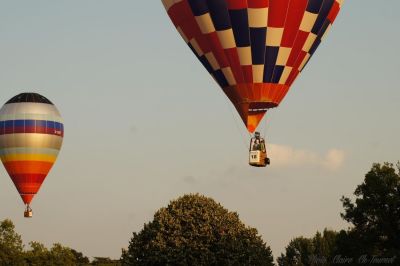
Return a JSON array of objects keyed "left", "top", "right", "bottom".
[{"left": 1, "top": 162, "right": 399, "bottom": 265}]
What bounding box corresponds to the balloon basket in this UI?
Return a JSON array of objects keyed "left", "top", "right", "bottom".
[
  {"left": 24, "top": 206, "right": 33, "bottom": 218},
  {"left": 24, "top": 211, "right": 33, "bottom": 218}
]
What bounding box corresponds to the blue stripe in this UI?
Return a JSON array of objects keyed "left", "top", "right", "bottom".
[
  {"left": 199, "top": 56, "right": 214, "bottom": 74},
  {"left": 207, "top": 0, "right": 231, "bottom": 31},
  {"left": 36, "top": 120, "right": 47, "bottom": 127},
  {"left": 311, "top": 0, "right": 334, "bottom": 34},
  {"left": 14, "top": 120, "right": 25, "bottom": 127},
  {"left": 0, "top": 120, "right": 64, "bottom": 130},
  {"left": 250, "top": 28, "right": 267, "bottom": 65},
  {"left": 213, "top": 70, "right": 229, "bottom": 88},
  {"left": 263, "top": 46, "right": 280, "bottom": 82},
  {"left": 25, "top": 120, "right": 36, "bottom": 127},
  {"left": 47, "top": 121, "right": 55, "bottom": 129},
  {"left": 272, "top": 66, "right": 285, "bottom": 83},
  {"left": 188, "top": 0, "right": 209, "bottom": 16},
  {"left": 230, "top": 9, "right": 250, "bottom": 47},
  {"left": 306, "top": 0, "right": 324, "bottom": 13},
  {"left": 4, "top": 121, "right": 13, "bottom": 128}
]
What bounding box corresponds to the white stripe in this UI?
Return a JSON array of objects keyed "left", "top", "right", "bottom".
[
  {"left": 0, "top": 103, "right": 62, "bottom": 119},
  {"left": 248, "top": 8, "right": 268, "bottom": 28},
  {"left": 196, "top": 14, "right": 216, "bottom": 34}
]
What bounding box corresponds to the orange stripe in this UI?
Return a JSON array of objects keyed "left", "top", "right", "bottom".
[{"left": 3, "top": 161, "right": 54, "bottom": 175}]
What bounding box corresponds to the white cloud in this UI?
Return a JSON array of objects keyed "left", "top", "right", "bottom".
[{"left": 269, "top": 144, "right": 345, "bottom": 170}]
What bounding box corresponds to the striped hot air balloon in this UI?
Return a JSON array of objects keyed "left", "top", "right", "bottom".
[
  {"left": 0, "top": 93, "right": 64, "bottom": 217},
  {"left": 162, "top": 0, "right": 343, "bottom": 133}
]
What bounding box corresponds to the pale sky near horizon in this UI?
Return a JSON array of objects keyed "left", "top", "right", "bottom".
[{"left": 0, "top": 0, "right": 399, "bottom": 260}]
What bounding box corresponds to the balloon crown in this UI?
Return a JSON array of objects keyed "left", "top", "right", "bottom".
[{"left": 6, "top": 93, "right": 53, "bottom": 105}]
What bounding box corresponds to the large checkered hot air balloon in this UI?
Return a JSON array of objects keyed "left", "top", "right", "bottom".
[
  {"left": 0, "top": 93, "right": 64, "bottom": 217},
  {"left": 162, "top": 0, "right": 343, "bottom": 167}
]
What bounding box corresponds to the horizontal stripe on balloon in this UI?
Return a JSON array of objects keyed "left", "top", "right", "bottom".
[
  {"left": 3, "top": 161, "right": 54, "bottom": 175},
  {"left": 10, "top": 173, "right": 47, "bottom": 195},
  {"left": 0, "top": 102, "right": 62, "bottom": 118},
  {"left": 0, "top": 134, "right": 63, "bottom": 150},
  {"left": 0, "top": 113, "right": 63, "bottom": 123},
  {"left": 0, "top": 120, "right": 64, "bottom": 137},
  {"left": 0, "top": 147, "right": 60, "bottom": 156},
  {"left": 0, "top": 153, "right": 57, "bottom": 163}
]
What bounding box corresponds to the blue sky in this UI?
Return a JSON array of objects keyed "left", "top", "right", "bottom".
[{"left": 0, "top": 0, "right": 399, "bottom": 259}]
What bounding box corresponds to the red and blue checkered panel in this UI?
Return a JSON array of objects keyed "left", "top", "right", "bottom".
[{"left": 162, "top": 0, "right": 343, "bottom": 132}]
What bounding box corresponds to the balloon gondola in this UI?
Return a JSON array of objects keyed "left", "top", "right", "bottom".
[
  {"left": 249, "top": 132, "right": 269, "bottom": 167},
  {"left": 0, "top": 93, "right": 64, "bottom": 217},
  {"left": 162, "top": 0, "right": 343, "bottom": 166}
]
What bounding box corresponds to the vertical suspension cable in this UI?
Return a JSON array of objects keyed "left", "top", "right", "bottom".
[{"left": 225, "top": 101, "right": 250, "bottom": 151}]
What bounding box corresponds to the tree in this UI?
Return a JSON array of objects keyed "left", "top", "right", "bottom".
[
  {"left": 24, "top": 242, "right": 78, "bottom": 266},
  {"left": 121, "top": 194, "right": 274, "bottom": 265},
  {"left": 339, "top": 162, "right": 400, "bottom": 258},
  {"left": 47, "top": 243, "right": 77, "bottom": 265},
  {"left": 91, "top": 257, "right": 120, "bottom": 266},
  {"left": 0, "top": 219, "right": 26, "bottom": 265},
  {"left": 279, "top": 162, "right": 400, "bottom": 265},
  {"left": 24, "top": 241, "right": 50, "bottom": 265},
  {"left": 277, "top": 230, "right": 338, "bottom": 266},
  {"left": 70, "top": 249, "right": 90, "bottom": 265}
]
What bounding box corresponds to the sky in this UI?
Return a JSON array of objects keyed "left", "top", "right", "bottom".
[{"left": 0, "top": 0, "right": 399, "bottom": 260}]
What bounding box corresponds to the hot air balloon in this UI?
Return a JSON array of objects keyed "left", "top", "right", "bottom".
[
  {"left": 0, "top": 93, "right": 64, "bottom": 217},
  {"left": 162, "top": 0, "right": 343, "bottom": 167}
]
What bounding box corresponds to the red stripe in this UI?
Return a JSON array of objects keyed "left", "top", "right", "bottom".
[
  {"left": 248, "top": 0, "right": 269, "bottom": 8},
  {"left": 180, "top": 15, "right": 212, "bottom": 54},
  {"left": 225, "top": 48, "right": 245, "bottom": 84},
  {"left": 167, "top": 1, "right": 189, "bottom": 27},
  {"left": 4, "top": 127, "right": 13, "bottom": 134},
  {"left": 168, "top": 0, "right": 232, "bottom": 73},
  {"left": 286, "top": 31, "right": 309, "bottom": 66},
  {"left": 21, "top": 194, "right": 35, "bottom": 205},
  {"left": 1, "top": 126, "right": 64, "bottom": 137},
  {"left": 168, "top": 0, "right": 214, "bottom": 66},
  {"left": 10, "top": 173, "right": 47, "bottom": 195},
  {"left": 268, "top": 0, "right": 291, "bottom": 27},
  {"left": 207, "top": 32, "right": 230, "bottom": 68},
  {"left": 276, "top": 85, "right": 291, "bottom": 103},
  {"left": 4, "top": 161, "right": 54, "bottom": 175},
  {"left": 242, "top": 65, "right": 253, "bottom": 83},
  {"left": 327, "top": 2, "right": 340, "bottom": 23},
  {"left": 281, "top": 0, "right": 308, "bottom": 47}
]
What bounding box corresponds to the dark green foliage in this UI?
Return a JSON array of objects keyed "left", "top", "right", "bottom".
[
  {"left": 0, "top": 219, "right": 94, "bottom": 265},
  {"left": 277, "top": 230, "right": 338, "bottom": 266},
  {"left": 91, "top": 257, "right": 121, "bottom": 266},
  {"left": 121, "top": 194, "right": 274, "bottom": 266},
  {"left": 339, "top": 162, "right": 400, "bottom": 259},
  {"left": 24, "top": 242, "right": 77, "bottom": 266},
  {"left": 71, "top": 249, "right": 90, "bottom": 265},
  {"left": 279, "top": 162, "right": 400, "bottom": 265},
  {"left": 0, "top": 219, "right": 25, "bottom": 265}
]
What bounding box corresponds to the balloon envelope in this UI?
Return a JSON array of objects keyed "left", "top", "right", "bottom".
[
  {"left": 162, "top": 0, "right": 343, "bottom": 132},
  {"left": 0, "top": 93, "right": 64, "bottom": 204}
]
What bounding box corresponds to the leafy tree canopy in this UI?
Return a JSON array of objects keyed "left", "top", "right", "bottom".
[
  {"left": 340, "top": 162, "right": 400, "bottom": 257},
  {"left": 0, "top": 219, "right": 25, "bottom": 265},
  {"left": 121, "top": 194, "right": 274, "bottom": 266},
  {"left": 277, "top": 230, "right": 338, "bottom": 266},
  {"left": 279, "top": 162, "right": 400, "bottom": 265}
]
